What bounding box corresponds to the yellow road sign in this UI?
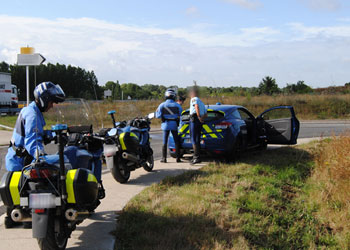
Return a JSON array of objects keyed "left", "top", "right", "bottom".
[{"left": 20, "top": 47, "right": 35, "bottom": 54}]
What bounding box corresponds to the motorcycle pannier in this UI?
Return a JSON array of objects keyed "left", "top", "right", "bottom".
[
  {"left": 0, "top": 171, "right": 22, "bottom": 206},
  {"left": 119, "top": 132, "right": 139, "bottom": 152},
  {"left": 66, "top": 169, "right": 98, "bottom": 206}
]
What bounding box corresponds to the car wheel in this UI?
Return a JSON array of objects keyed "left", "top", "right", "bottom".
[{"left": 227, "top": 136, "right": 242, "bottom": 162}]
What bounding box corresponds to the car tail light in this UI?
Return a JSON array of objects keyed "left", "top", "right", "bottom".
[
  {"left": 170, "top": 148, "right": 176, "bottom": 152},
  {"left": 25, "top": 168, "right": 59, "bottom": 179},
  {"left": 215, "top": 122, "right": 232, "bottom": 130},
  {"left": 213, "top": 150, "right": 224, "bottom": 154}
]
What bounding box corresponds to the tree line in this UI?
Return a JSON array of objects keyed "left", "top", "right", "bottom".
[
  {"left": 0, "top": 61, "right": 102, "bottom": 101},
  {"left": 1, "top": 61, "right": 344, "bottom": 101}
]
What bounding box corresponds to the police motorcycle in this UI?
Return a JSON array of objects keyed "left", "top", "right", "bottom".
[
  {"left": 0, "top": 99, "right": 106, "bottom": 250},
  {"left": 103, "top": 110, "right": 155, "bottom": 183}
]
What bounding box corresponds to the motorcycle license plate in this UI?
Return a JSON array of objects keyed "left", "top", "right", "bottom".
[{"left": 29, "top": 193, "right": 57, "bottom": 209}]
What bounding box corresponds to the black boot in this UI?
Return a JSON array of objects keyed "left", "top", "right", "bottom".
[
  {"left": 176, "top": 144, "right": 182, "bottom": 163},
  {"left": 4, "top": 207, "right": 17, "bottom": 229},
  {"left": 191, "top": 145, "right": 201, "bottom": 165},
  {"left": 160, "top": 145, "right": 167, "bottom": 163},
  {"left": 98, "top": 181, "right": 106, "bottom": 200}
]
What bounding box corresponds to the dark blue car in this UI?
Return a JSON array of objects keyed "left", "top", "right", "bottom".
[{"left": 168, "top": 104, "right": 300, "bottom": 159}]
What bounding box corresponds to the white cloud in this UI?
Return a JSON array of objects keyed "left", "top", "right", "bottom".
[
  {"left": 298, "top": 0, "right": 341, "bottom": 11},
  {"left": 221, "top": 0, "right": 262, "bottom": 10},
  {"left": 337, "top": 17, "right": 350, "bottom": 22},
  {"left": 288, "top": 22, "right": 350, "bottom": 39},
  {"left": 0, "top": 15, "right": 349, "bottom": 87},
  {"left": 185, "top": 6, "right": 199, "bottom": 17}
]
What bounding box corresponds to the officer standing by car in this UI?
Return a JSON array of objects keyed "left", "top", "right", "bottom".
[
  {"left": 156, "top": 89, "right": 183, "bottom": 163},
  {"left": 189, "top": 86, "right": 207, "bottom": 164}
]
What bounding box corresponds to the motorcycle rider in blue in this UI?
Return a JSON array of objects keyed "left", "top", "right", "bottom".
[
  {"left": 156, "top": 89, "right": 183, "bottom": 163},
  {"left": 4, "top": 82, "right": 65, "bottom": 228},
  {"left": 6, "top": 82, "right": 65, "bottom": 171}
]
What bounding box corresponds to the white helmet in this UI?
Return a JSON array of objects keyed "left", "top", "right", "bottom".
[{"left": 165, "top": 89, "right": 176, "bottom": 100}]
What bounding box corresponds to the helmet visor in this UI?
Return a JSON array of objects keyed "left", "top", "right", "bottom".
[{"left": 51, "top": 84, "right": 66, "bottom": 103}]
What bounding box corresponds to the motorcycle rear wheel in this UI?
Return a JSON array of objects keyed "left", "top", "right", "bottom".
[
  {"left": 111, "top": 156, "right": 131, "bottom": 183},
  {"left": 143, "top": 154, "right": 154, "bottom": 172},
  {"left": 37, "top": 216, "right": 68, "bottom": 250}
]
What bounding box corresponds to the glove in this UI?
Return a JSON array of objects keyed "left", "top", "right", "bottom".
[{"left": 43, "top": 130, "right": 54, "bottom": 145}]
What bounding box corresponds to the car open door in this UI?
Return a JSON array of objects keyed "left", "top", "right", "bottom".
[{"left": 257, "top": 106, "right": 300, "bottom": 145}]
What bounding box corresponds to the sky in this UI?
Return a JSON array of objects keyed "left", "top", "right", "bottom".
[{"left": 0, "top": 0, "right": 350, "bottom": 88}]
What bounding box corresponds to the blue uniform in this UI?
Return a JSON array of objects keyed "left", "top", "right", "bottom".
[
  {"left": 156, "top": 99, "right": 182, "bottom": 131},
  {"left": 156, "top": 99, "right": 182, "bottom": 146},
  {"left": 190, "top": 97, "right": 206, "bottom": 116},
  {"left": 6, "top": 102, "right": 47, "bottom": 171}
]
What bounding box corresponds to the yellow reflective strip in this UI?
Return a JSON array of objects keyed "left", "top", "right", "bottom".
[
  {"left": 203, "top": 134, "right": 206, "bottom": 138},
  {"left": 119, "top": 133, "right": 127, "bottom": 150},
  {"left": 218, "top": 111, "right": 225, "bottom": 115},
  {"left": 10, "top": 172, "right": 21, "bottom": 205},
  {"left": 210, "top": 133, "right": 218, "bottom": 139},
  {"left": 66, "top": 170, "right": 77, "bottom": 204},
  {"left": 130, "top": 132, "right": 138, "bottom": 140},
  {"left": 203, "top": 125, "right": 213, "bottom": 133},
  {"left": 88, "top": 173, "right": 97, "bottom": 183},
  {"left": 182, "top": 134, "right": 186, "bottom": 137},
  {"left": 179, "top": 124, "right": 189, "bottom": 133},
  {"left": 216, "top": 129, "right": 222, "bottom": 132},
  {"left": 207, "top": 109, "right": 214, "bottom": 112}
]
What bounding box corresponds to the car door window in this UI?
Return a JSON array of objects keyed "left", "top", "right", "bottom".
[
  {"left": 261, "top": 108, "right": 292, "bottom": 121},
  {"left": 238, "top": 109, "right": 253, "bottom": 120},
  {"left": 231, "top": 109, "right": 241, "bottom": 119}
]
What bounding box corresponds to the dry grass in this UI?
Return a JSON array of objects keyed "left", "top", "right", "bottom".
[
  {"left": 3, "top": 93, "right": 349, "bottom": 130},
  {"left": 202, "top": 94, "right": 350, "bottom": 120},
  {"left": 90, "top": 100, "right": 160, "bottom": 127},
  {"left": 94, "top": 94, "right": 350, "bottom": 128},
  {"left": 115, "top": 145, "right": 338, "bottom": 249},
  {"left": 308, "top": 135, "right": 350, "bottom": 247}
]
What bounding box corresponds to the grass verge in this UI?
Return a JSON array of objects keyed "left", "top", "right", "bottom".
[{"left": 115, "top": 143, "right": 341, "bottom": 249}]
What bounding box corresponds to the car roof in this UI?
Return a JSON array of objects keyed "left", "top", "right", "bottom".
[{"left": 183, "top": 104, "right": 242, "bottom": 114}]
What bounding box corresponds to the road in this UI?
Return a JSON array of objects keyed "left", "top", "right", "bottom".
[{"left": 1, "top": 121, "right": 350, "bottom": 215}]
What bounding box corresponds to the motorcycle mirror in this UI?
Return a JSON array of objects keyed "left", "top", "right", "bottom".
[
  {"left": 148, "top": 112, "right": 155, "bottom": 119},
  {"left": 108, "top": 110, "right": 116, "bottom": 115}
]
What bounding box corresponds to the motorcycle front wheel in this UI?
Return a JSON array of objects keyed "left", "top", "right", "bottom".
[
  {"left": 111, "top": 155, "right": 131, "bottom": 183},
  {"left": 37, "top": 215, "right": 68, "bottom": 250}
]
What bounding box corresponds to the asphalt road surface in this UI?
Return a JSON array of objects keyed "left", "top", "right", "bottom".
[{"left": 1, "top": 121, "right": 350, "bottom": 215}]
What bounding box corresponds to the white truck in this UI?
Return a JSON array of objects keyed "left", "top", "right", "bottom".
[{"left": 0, "top": 72, "right": 20, "bottom": 114}]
